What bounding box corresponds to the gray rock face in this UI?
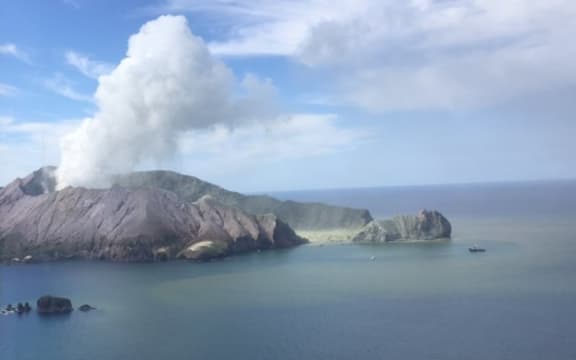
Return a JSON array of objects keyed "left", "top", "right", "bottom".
[
  {"left": 352, "top": 210, "right": 452, "bottom": 243},
  {"left": 114, "top": 171, "right": 373, "bottom": 230},
  {"left": 37, "top": 295, "right": 72, "bottom": 314},
  {"left": 0, "top": 168, "right": 306, "bottom": 262}
]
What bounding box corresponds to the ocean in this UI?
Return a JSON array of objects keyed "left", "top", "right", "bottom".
[{"left": 1, "top": 180, "right": 576, "bottom": 359}]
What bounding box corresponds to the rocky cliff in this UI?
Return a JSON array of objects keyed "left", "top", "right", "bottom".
[
  {"left": 352, "top": 210, "right": 451, "bottom": 243},
  {"left": 0, "top": 168, "right": 306, "bottom": 262}
]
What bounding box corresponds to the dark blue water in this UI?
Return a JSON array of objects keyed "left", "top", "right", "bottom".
[{"left": 2, "top": 181, "right": 576, "bottom": 359}]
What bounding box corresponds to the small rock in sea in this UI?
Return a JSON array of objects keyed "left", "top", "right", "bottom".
[
  {"left": 11, "top": 257, "right": 21, "bottom": 263},
  {"left": 154, "top": 247, "right": 169, "bottom": 261},
  {"left": 37, "top": 295, "right": 73, "bottom": 314},
  {"left": 6, "top": 304, "right": 15, "bottom": 312},
  {"left": 24, "top": 302, "right": 32, "bottom": 312},
  {"left": 22, "top": 255, "right": 33, "bottom": 263},
  {"left": 78, "top": 304, "right": 95, "bottom": 312}
]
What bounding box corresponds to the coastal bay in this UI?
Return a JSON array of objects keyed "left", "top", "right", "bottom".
[{"left": 2, "top": 181, "right": 576, "bottom": 360}]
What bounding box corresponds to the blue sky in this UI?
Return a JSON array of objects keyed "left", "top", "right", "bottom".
[{"left": 1, "top": 0, "right": 575, "bottom": 192}]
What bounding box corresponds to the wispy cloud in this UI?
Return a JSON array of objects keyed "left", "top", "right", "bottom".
[
  {"left": 45, "top": 74, "right": 93, "bottom": 102},
  {"left": 179, "top": 113, "right": 369, "bottom": 174},
  {"left": 65, "top": 51, "right": 112, "bottom": 79},
  {"left": 0, "top": 43, "right": 31, "bottom": 64},
  {"left": 61, "top": 0, "right": 80, "bottom": 8},
  {"left": 0, "top": 116, "right": 14, "bottom": 127},
  {"left": 0, "top": 115, "right": 81, "bottom": 185},
  {"left": 0, "top": 83, "right": 18, "bottom": 96},
  {"left": 0, "top": 116, "right": 79, "bottom": 139}
]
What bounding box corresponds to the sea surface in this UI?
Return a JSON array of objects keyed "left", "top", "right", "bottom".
[{"left": 2, "top": 180, "right": 576, "bottom": 360}]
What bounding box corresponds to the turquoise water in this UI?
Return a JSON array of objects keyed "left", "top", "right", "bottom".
[{"left": 2, "top": 182, "right": 576, "bottom": 359}]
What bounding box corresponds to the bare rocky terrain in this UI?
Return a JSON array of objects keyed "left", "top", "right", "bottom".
[
  {"left": 113, "top": 170, "right": 373, "bottom": 230},
  {"left": 0, "top": 167, "right": 306, "bottom": 262}
]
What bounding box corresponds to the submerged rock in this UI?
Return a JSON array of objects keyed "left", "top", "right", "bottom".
[
  {"left": 0, "top": 303, "right": 27, "bottom": 315},
  {"left": 353, "top": 210, "right": 451, "bottom": 243},
  {"left": 37, "top": 295, "right": 72, "bottom": 314},
  {"left": 78, "top": 304, "right": 95, "bottom": 312}
]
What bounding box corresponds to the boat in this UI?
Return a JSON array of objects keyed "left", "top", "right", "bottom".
[{"left": 468, "top": 244, "right": 486, "bottom": 253}]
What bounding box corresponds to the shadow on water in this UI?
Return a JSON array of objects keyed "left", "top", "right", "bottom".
[{"left": 0, "top": 246, "right": 305, "bottom": 288}]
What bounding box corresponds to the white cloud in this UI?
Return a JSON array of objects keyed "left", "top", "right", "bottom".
[
  {"left": 299, "top": 0, "right": 576, "bottom": 110},
  {"left": 45, "top": 74, "right": 93, "bottom": 102},
  {"left": 65, "top": 51, "right": 113, "bottom": 79},
  {"left": 157, "top": 0, "right": 576, "bottom": 110},
  {"left": 0, "top": 83, "right": 18, "bottom": 96},
  {"left": 0, "top": 43, "right": 31, "bottom": 63}
]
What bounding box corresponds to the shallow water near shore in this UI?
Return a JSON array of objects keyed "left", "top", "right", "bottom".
[{"left": 2, "top": 181, "right": 576, "bottom": 360}]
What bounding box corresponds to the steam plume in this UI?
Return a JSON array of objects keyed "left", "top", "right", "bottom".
[{"left": 57, "top": 15, "right": 273, "bottom": 189}]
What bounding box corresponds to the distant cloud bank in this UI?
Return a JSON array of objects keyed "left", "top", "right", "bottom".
[{"left": 156, "top": 0, "right": 576, "bottom": 111}]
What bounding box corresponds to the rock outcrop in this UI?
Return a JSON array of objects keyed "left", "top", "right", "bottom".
[
  {"left": 37, "top": 295, "right": 72, "bottom": 314},
  {"left": 0, "top": 168, "right": 306, "bottom": 262},
  {"left": 352, "top": 210, "right": 452, "bottom": 243},
  {"left": 78, "top": 304, "right": 95, "bottom": 312}
]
